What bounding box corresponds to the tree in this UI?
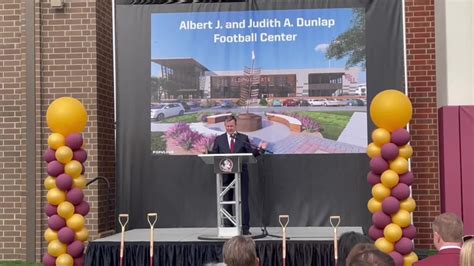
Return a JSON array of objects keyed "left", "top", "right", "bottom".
[
  {"left": 151, "top": 76, "right": 164, "bottom": 102},
  {"left": 325, "top": 8, "right": 365, "bottom": 69}
]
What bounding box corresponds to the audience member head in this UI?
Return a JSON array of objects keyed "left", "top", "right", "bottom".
[
  {"left": 432, "top": 212, "right": 464, "bottom": 250},
  {"left": 346, "top": 243, "right": 395, "bottom": 266},
  {"left": 223, "top": 236, "right": 257, "bottom": 266},
  {"left": 461, "top": 239, "right": 474, "bottom": 266},
  {"left": 337, "top": 231, "right": 372, "bottom": 266}
]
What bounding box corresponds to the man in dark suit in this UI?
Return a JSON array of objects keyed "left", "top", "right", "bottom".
[
  {"left": 211, "top": 115, "right": 267, "bottom": 235},
  {"left": 414, "top": 213, "right": 464, "bottom": 266}
]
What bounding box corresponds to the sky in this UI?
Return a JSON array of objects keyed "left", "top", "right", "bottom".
[{"left": 151, "top": 8, "right": 366, "bottom": 83}]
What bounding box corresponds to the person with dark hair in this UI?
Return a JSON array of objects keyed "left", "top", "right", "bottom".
[
  {"left": 337, "top": 231, "right": 373, "bottom": 266},
  {"left": 414, "top": 212, "right": 464, "bottom": 266},
  {"left": 223, "top": 235, "right": 259, "bottom": 266},
  {"left": 211, "top": 115, "right": 267, "bottom": 235},
  {"left": 346, "top": 243, "right": 395, "bottom": 266}
]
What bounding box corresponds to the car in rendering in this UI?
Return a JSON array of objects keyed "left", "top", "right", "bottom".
[
  {"left": 283, "top": 99, "right": 297, "bottom": 107},
  {"left": 347, "top": 99, "right": 366, "bottom": 106},
  {"left": 296, "top": 99, "right": 310, "bottom": 106},
  {"left": 150, "top": 103, "right": 185, "bottom": 121},
  {"left": 271, "top": 99, "right": 282, "bottom": 107},
  {"left": 220, "top": 100, "right": 235, "bottom": 108},
  {"left": 308, "top": 99, "right": 326, "bottom": 106}
]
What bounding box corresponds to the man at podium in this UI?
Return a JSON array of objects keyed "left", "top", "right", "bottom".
[{"left": 211, "top": 115, "right": 267, "bottom": 235}]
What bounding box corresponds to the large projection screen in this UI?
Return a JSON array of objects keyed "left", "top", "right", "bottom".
[{"left": 116, "top": 0, "right": 404, "bottom": 231}]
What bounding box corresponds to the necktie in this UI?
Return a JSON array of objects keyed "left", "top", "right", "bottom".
[{"left": 230, "top": 138, "right": 235, "bottom": 153}]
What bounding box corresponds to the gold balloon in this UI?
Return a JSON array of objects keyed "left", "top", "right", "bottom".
[
  {"left": 384, "top": 223, "right": 403, "bottom": 242},
  {"left": 399, "top": 144, "right": 413, "bottom": 159},
  {"left": 44, "top": 228, "right": 58, "bottom": 242},
  {"left": 392, "top": 210, "right": 412, "bottom": 228},
  {"left": 75, "top": 227, "right": 89, "bottom": 241},
  {"left": 44, "top": 176, "right": 56, "bottom": 190},
  {"left": 46, "top": 97, "right": 88, "bottom": 136},
  {"left": 370, "top": 90, "right": 413, "bottom": 132},
  {"left": 67, "top": 213, "right": 85, "bottom": 232},
  {"left": 403, "top": 251, "right": 419, "bottom": 266},
  {"left": 372, "top": 183, "right": 391, "bottom": 201},
  {"left": 56, "top": 253, "right": 74, "bottom": 266},
  {"left": 65, "top": 160, "right": 82, "bottom": 178},
  {"left": 367, "top": 143, "right": 382, "bottom": 158},
  {"left": 47, "top": 188, "right": 66, "bottom": 205},
  {"left": 372, "top": 128, "right": 391, "bottom": 146},
  {"left": 375, "top": 237, "right": 394, "bottom": 254},
  {"left": 47, "top": 239, "right": 67, "bottom": 257},
  {"left": 72, "top": 175, "right": 87, "bottom": 189},
  {"left": 48, "top": 133, "right": 66, "bottom": 150},
  {"left": 390, "top": 157, "right": 409, "bottom": 175},
  {"left": 57, "top": 201, "right": 75, "bottom": 219},
  {"left": 400, "top": 197, "right": 417, "bottom": 212},
  {"left": 381, "top": 170, "right": 400, "bottom": 188},
  {"left": 368, "top": 198, "right": 383, "bottom": 213},
  {"left": 55, "top": 146, "right": 73, "bottom": 164}
]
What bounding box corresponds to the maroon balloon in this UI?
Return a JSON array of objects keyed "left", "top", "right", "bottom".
[
  {"left": 399, "top": 172, "right": 415, "bottom": 186},
  {"left": 48, "top": 214, "right": 66, "bottom": 231},
  {"left": 75, "top": 201, "right": 90, "bottom": 216},
  {"left": 367, "top": 172, "right": 381, "bottom": 186},
  {"left": 56, "top": 174, "right": 73, "bottom": 191},
  {"left": 67, "top": 188, "right": 84, "bottom": 205},
  {"left": 402, "top": 224, "right": 417, "bottom": 239},
  {"left": 368, "top": 225, "right": 384, "bottom": 241},
  {"left": 67, "top": 240, "right": 85, "bottom": 258},
  {"left": 391, "top": 128, "right": 410, "bottom": 146},
  {"left": 58, "top": 227, "right": 75, "bottom": 244},
  {"left": 47, "top": 160, "right": 64, "bottom": 177},
  {"left": 66, "top": 133, "right": 83, "bottom": 151},
  {"left": 389, "top": 251, "right": 404, "bottom": 266},
  {"left": 44, "top": 148, "right": 56, "bottom": 163},
  {"left": 382, "top": 196, "right": 400, "bottom": 215},
  {"left": 44, "top": 203, "right": 58, "bottom": 217},
  {"left": 74, "top": 255, "right": 85, "bottom": 266},
  {"left": 392, "top": 183, "right": 410, "bottom": 200},
  {"left": 73, "top": 149, "right": 87, "bottom": 163},
  {"left": 43, "top": 253, "right": 56, "bottom": 266},
  {"left": 395, "top": 237, "right": 414, "bottom": 255},
  {"left": 381, "top": 143, "right": 399, "bottom": 161},
  {"left": 370, "top": 157, "right": 389, "bottom": 175},
  {"left": 372, "top": 211, "right": 392, "bottom": 229}
]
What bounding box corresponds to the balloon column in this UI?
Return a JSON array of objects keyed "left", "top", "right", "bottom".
[
  {"left": 43, "top": 97, "right": 89, "bottom": 266},
  {"left": 366, "top": 90, "right": 418, "bottom": 266}
]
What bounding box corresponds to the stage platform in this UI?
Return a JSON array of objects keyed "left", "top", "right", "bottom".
[{"left": 85, "top": 226, "right": 362, "bottom": 266}]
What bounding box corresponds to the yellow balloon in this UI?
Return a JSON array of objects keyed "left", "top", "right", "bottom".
[
  {"left": 372, "top": 128, "right": 391, "bottom": 146},
  {"left": 47, "top": 188, "right": 66, "bottom": 205},
  {"left": 75, "top": 227, "right": 89, "bottom": 241},
  {"left": 392, "top": 210, "right": 412, "bottom": 228},
  {"left": 72, "top": 175, "right": 87, "bottom": 189},
  {"left": 370, "top": 90, "right": 413, "bottom": 132},
  {"left": 55, "top": 146, "right": 73, "bottom": 164},
  {"left": 44, "top": 176, "right": 56, "bottom": 190},
  {"left": 65, "top": 160, "right": 82, "bottom": 178},
  {"left": 372, "top": 183, "right": 391, "bottom": 201},
  {"left": 403, "top": 251, "right": 418, "bottom": 266},
  {"left": 47, "top": 239, "right": 67, "bottom": 257},
  {"left": 381, "top": 170, "right": 400, "bottom": 188},
  {"left": 367, "top": 143, "right": 382, "bottom": 158},
  {"left": 390, "top": 157, "right": 409, "bottom": 174},
  {"left": 399, "top": 144, "right": 413, "bottom": 159},
  {"left": 46, "top": 97, "right": 88, "bottom": 136},
  {"left": 384, "top": 223, "right": 403, "bottom": 242},
  {"left": 67, "top": 213, "right": 85, "bottom": 231},
  {"left": 375, "top": 237, "right": 394, "bottom": 254},
  {"left": 58, "top": 201, "right": 75, "bottom": 219},
  {"left": 56, "top": 253, "right": 74, "bottom": 266},
  {"left": 368, "top": 197, "right": 382, "bottom": 213},
  {"left": 44, "top": 228, "right": 58, "bottom": 242},
  {"left": 48, "top": 133, "right": 66, "bottom": 150},
  {"left": 400, "top": 197, "right": 417, "bottom": 212}
]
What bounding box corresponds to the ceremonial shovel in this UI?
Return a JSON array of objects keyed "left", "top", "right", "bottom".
[
  {"left": 279, "top": 215, "right": 289, "bottom": 266},
  {"left": 147, "top": 213, "right": 158, "bottom": 266},
  {"left": 119, "top": 214, "right": 129, "bottom": 266}
]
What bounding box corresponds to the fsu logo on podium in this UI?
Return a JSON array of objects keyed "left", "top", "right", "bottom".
[{"left": 219, "top": 158, "right": 234, "bottom": 173}]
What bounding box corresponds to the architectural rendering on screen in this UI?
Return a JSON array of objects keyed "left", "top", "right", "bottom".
[{"left": 150, "top": 8, "right": 367, "bottom": 155}]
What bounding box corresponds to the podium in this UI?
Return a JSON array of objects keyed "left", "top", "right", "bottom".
[{"left": 198, "top": 153, "right": 256, "bottom": 239}]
